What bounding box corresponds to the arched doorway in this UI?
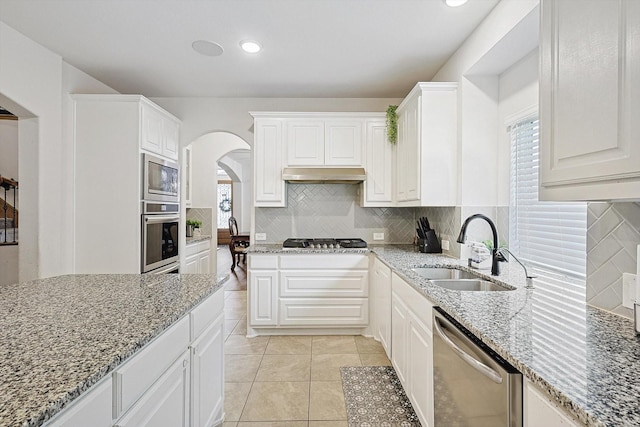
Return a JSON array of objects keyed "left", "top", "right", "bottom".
[{"left": 183, "top": 131, "right": 251, "bottom": 275}]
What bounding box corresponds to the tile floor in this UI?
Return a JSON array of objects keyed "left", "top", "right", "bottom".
[{"left": 218, "top": 246, "right": 392, "bottom": 427}]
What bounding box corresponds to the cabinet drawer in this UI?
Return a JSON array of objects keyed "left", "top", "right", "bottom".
[
  {"left": 248, "top": 255, "right": 279, "bottom": 269},
  {"left": 280, "top": 270, "right": 368, "bottom": 297},
  {"left": 279, "top": 254, "right": 368, "bottom": 269},
  {"left": 113, "top": 316, "right": 190, "bottom": 418},
  {"left": 191, "top": 290, "right": 224, "bottom": 339},
  {"left": 185, "top": 240, "right": 210, "bottom": 257},
  {"left": 279, "top": 298, "right": 368, "bottom": 326},
  {"left": 392, "top": 273, "right": 433, "bottom": 330}
]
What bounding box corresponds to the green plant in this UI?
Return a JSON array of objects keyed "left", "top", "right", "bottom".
[
  {"left": 186, "top": 219, "right": 202, "bottom": 229},
  {"left": 386, "top": 105, "right": 398, "bottom": 144}
]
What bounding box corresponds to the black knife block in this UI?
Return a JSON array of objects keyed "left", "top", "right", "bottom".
[{"left": 418, "top": 230, "right": 442, "bottom": 253}]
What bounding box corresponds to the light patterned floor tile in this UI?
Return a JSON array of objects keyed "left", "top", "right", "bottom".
[
  {"left": 265, "top": 336, "right": 312, "bottom": 355},
  {"left": 226, "top": 354, "right": 263, "bottom": 382},
  {"left": 310, "top": 353, "right": 361, "bottom": 381},
  {"left": 240, "top": 382, "right": 310, "bottom": 421},
  {"left": 255, "top": 355, "right": 311, "bottom": 382},
  {"left": 224, "top": 382, "right": 253, "bottom": 421},
  {"left": 311, "top": 336, "right": 357, "bottom": 354},
  {"left": 309, "top": 381, "right": 347, "bottom": 420},
  {"left": 225, "top": 335, "right": 270, "bottom": 355}
]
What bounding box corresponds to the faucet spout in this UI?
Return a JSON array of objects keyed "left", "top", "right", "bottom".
[{"left": 457, "top": 213, "right": 500, "bottom": 276}]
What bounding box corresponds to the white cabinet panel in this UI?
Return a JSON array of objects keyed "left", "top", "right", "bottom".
[
  {"left": 524, "top": 380, "right": 581, "bottom": 427},
  {"left": 190, "top": 289, "right": 224, "bottom": 339},
  {"left": 279, "top": 254, "right": 368, "bottom": 269},
  {"left": 539, "top": 0, "right": 640, "bottom": 200},
  {"left": 46, "top": 377, "right": 112, "bottom": 427},
  {"left": 372, "top": 257, "right": 392, "bottom": 358},
  {"left": 280, "top": 270, "right": 368, "bottom": 297},
  {"left": 254, "top": 119, "right": 286, "bottom": 206},
  {"left": 286, "top": 120, "right": 325, "bottom": 166},
  {"left": 113, "top": 316, "right": 190, "bottom": 418},
  {"left": 279, "top": 297, "right": 368, "bottom": 326},
  {"left": 324, "top": 120, "right": 364, "bottom": 166},
  {"left": 163, "top": 119, "right": 180, "bottom": 160},
  {"left": 141, "top": 105, "right": 164, "bottom": 155},
  {"left": 197, "top": 253, "right": 210, "bottom": 274},
  {"left": 249, "top": 270, "right": 278, "bottom": 326},
  {"left": 114, "top": 351, "right": 190, "bottom": 427},
  {"left": 190, "top": 314, "right": 224, "bottom": 427},
  {"left": 391, "top": 291, "right": 409, "bottom": 385},
  {"left": 362, "top": 120, "right": 394, "bottom": 207}
]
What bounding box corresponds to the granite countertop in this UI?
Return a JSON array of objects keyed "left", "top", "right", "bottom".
[
  {"left": 370, "top": 245, "right": 640, "bottom": 427},
  {"left": 246, "top": 243, "right": 369, "bottom": 254},
  {"left": 186, "top": 234, "right": 211, "bottom": 245},
  {"left": 0, "top": 274, "right": 225, "bottom": 427}
]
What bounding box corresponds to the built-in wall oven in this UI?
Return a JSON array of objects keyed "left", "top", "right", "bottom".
[
  {"left": 141, "top": 201, "right": 180, "bottom": 273},
  {"left": 142, "top": 153, "right": 179, "bottom": 203},
  {"left": 433, "top": 307, "right": 522, "bottom": 427}
]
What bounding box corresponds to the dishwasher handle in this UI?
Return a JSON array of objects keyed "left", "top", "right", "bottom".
[{"left": 434, "top": 316, "right": 503, "bottom": 384}]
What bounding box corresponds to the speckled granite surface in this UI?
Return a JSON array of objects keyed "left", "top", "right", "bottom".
[
  {"left": 371, "top": 245, "right": 640, "bottom": 427},
  {"left": 186, "top": 235, "right": 211, "bottom": 245},
  {"left": 0, "top": 274, "right": 224, "bottom": 427}
]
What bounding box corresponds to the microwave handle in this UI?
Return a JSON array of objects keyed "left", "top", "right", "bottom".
[{"left": 144, "top": 215, "right": 180, "bottom": 224}]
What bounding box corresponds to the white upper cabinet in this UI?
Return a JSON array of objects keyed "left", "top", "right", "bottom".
[
  {"left": 539, "top": 0, "right": 640, "bottom": 201},
  {"left": 362, "top": 119, "right": 394, "bottom": 207},
  {"left": 253, "top": 117, "right": 286, "bottom": 207},
  {"left": 141, "top": 100, "right": 180, "bottom": 160},
  {"left": 395, "top": 83, "right": 458, "bottom": 207},
  {"left": 286, "top": 117, "right": 364, "bottom": 167}
]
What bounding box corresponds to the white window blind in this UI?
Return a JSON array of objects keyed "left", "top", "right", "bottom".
[{"left": 509, "top": 115, "right": 587, "bottom": 280}]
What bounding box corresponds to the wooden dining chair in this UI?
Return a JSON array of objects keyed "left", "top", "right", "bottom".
[{"left": 228, "top": 217, "right": 250, "bottom": 270}]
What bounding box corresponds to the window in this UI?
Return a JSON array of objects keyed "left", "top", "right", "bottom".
[
  {"left": 217, "top": 181, "right": 232, "bottom": 229},
  {"left": 509, "top": 114, "right": 587, "bottom": 280}
]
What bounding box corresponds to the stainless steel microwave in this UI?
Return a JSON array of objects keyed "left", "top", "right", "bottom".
[{"left": 142, "top": 153, "right": 179, "bottom": 202}]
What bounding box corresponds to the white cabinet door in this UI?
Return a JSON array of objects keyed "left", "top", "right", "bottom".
[
  {"left": 391, "top": 291, "right": 409, "bottom": 385},
  {"left": 408, "top": 312, "right": 433, "bottom": 427},
  {"left": 324, "top": 120, "right": 364, "bottom": 166},
  {"left": 114, "top": 351, "right": 190, "bottom": 427},
  {"left": 362, "top": 120, "right": 394, "bottom": 207},
  {"left": 539, "top": 0, "right": 640, "bottom": 201},
  {"left": 254, "top": 119, "right": 286, "bottom": 206},
  {"left": 197, "top": 252, "right": 210, "bottom": 274},
  {"left": 397, "top": 93, "right": 420, "bottom": 203},
  {"left": 46, "top": 377, "right": 112, "bottom": 427},
  {"left": 183, "top": 255, "right": 198, "bottom": 274},
  {"left": 524, "top": 380, "right": 581, "bottom": 427},
  {"left": 190, "top": 313, "right": 224, "bottom": 427},
  {"left": 286, "top": 120, "right": 325, "bottom": 166},
  {"left": 163, "top": 119, "right": 180, "bottom": 160},
  {"left": 141, "top": 105, "right": 164, "bottom": 155},
  {"left": 373, "top": 257, "right": 392, "bottom": 358},
  {"left": 249, "top": 270, "right": 278, "bottom": 326},
  {"left": 183, "top": 146, "right": 192, "bottom": 207}
]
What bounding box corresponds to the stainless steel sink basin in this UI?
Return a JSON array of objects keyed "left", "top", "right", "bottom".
[
  {"left": 411, "top": 267, "right": 479, "bottom": 280},
  {"left": 430, "top": 279, "right": 514, "bottom": 292}
]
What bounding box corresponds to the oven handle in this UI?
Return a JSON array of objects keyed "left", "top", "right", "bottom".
[
  {"left": 433, "top": 316, "right": 503, "bottom": 384},
  {"left": 144, "top": 215, "right": 180, "bottom": 224}
]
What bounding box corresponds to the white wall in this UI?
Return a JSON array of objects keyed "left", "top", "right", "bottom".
[
  {"left": 0, "top": 22, "right": 118, "bottom": 281},
  {"left": 0, "top": 119, "right": 18, "bottom": 180}
]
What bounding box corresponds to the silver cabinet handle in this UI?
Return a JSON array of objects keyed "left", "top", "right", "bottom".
[
  {"left": 144, "top": 215, "right": 180, "bottom": 224},
  {"left": 434, "top": 316, "right": 503, "bottom": 384}
]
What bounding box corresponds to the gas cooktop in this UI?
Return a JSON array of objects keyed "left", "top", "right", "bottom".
[{"left": 282, "top": 238, "right": 368, "bottom": 249}]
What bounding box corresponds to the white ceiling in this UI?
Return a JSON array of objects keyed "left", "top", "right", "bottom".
[{"left": 0, "top": 0, "right": 500, "bottom": 98}]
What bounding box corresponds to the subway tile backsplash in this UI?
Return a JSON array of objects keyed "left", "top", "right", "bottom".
[{"left": 587, "top": 202, "right": 640, "bottom": 318}]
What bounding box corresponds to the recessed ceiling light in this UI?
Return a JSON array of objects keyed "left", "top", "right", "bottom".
[
  {"left": 240, "top": 40, "right": 261, "bottom": 54},
  {"left": 444, "top": 0, "right": 468, "bottom": 6},
  {"left": 192, "top": 40, "right": 224, "bottom": 57}
]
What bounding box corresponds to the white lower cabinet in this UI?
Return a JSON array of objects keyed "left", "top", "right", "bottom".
[
  {"left": 391, "top": 272, "right": 434, "bottom": 427},
  {"left": 43, "top": 291, "right": 224, "bottom": 427},
  {"left": 190, "top": 313, "right": 224, "bottom": 427},
  {"left": 524, "top": 380, "right": 581, "bottom": 427},
  {"left": 114, "top": 350, "right": 190, "bottom": 427},
  {"left": 372, "top": 256, "right": 392, "bottom": 358},
  {"left": 183, "top": 240, "right": 211, "bottom": 274},
  {"left": 248, "top": 253, "right": 369, "bottom": 332}
]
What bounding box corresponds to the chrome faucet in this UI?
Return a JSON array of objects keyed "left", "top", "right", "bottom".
[
  {"left": 457, "top": 214, "right": 500, "bottom": 276},
  {"left": 498, "top": 247, "right": 536, "bottom": 288}
]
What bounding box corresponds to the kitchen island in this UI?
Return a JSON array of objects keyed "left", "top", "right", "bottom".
[
  {"left": 0, "top": 273, "right": 225, "bottom": 427},
  {"left": 246, "top": 244, "right": 640, "bottom": 426}
]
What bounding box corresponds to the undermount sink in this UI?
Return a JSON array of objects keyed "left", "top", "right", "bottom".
[
  {"left": 411, "top": 267, "right": 514, "bottom": 292},
  {"left": 429, "top": 279, "right": 513, "bottom": 292}
]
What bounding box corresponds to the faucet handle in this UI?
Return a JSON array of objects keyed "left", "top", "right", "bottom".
[{"left": 496, "top": 250, "right": 507, "bottom": 263}]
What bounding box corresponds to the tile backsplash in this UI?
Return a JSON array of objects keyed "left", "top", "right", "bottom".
[
  {"left": 186, "top": 207, "right": 213, "bottom": 236},
  {"left": 415, "top": 206, "right": 461, "bottom": 258},
  {"left": 587, "top": 202, "right": 640, "bottom": 318},
  {"left": 255, "top": 184, "right": 416, "bottom": 244}
]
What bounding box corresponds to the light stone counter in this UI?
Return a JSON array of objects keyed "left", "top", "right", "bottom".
[{"left": 0, "top": 274, "right": 225, "bottom": 427}]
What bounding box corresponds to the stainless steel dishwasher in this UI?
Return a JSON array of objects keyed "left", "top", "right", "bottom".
[{"left": 433, "top": 307, "right": 522, "bottom": 427}]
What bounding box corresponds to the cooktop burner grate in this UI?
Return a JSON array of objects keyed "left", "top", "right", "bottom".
[{"left": 282, "top": 238, "right": 367, "bottom": 249}]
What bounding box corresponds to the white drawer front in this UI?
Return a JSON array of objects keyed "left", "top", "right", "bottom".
[
  {"left": 280, "top": 270, "right": 368, "bottom": 297},
  {"left": 46, "top": 376, "right": 112, "bottom": 427},
  {"left": 113, "top": 316, "right": 190, "bottom": 418},
  {"left": 279, "top": 254, "right": 368, "bottom": 269},
  {"left": 248, "top": 255, "right": 279, "bottom": 269},
  {"left": 279, "top": 298, "right": 368, "bottom": 326},
  {"left": 190, "top": 290, "right": 224, "bottom": 340},
  {"left": 185, "top": 240, "right": 210, "bottom": 257}
]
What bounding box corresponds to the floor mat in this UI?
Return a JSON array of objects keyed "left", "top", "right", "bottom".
[{"left": 340, "top": 366, "right": 422, "bottom": 427}]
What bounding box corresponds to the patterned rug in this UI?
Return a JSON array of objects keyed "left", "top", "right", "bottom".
[{"left": 340, "top": 366, "right": 422, "bottom": 427}]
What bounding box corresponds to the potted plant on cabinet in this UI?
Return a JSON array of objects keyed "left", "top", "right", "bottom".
[{"left": 186, "top": 219, "right": 202, "bottom": 238}]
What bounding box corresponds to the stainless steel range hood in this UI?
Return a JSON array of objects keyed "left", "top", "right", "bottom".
[{"left": 282, "top": 167, "right": 366, "bottom": 184}]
